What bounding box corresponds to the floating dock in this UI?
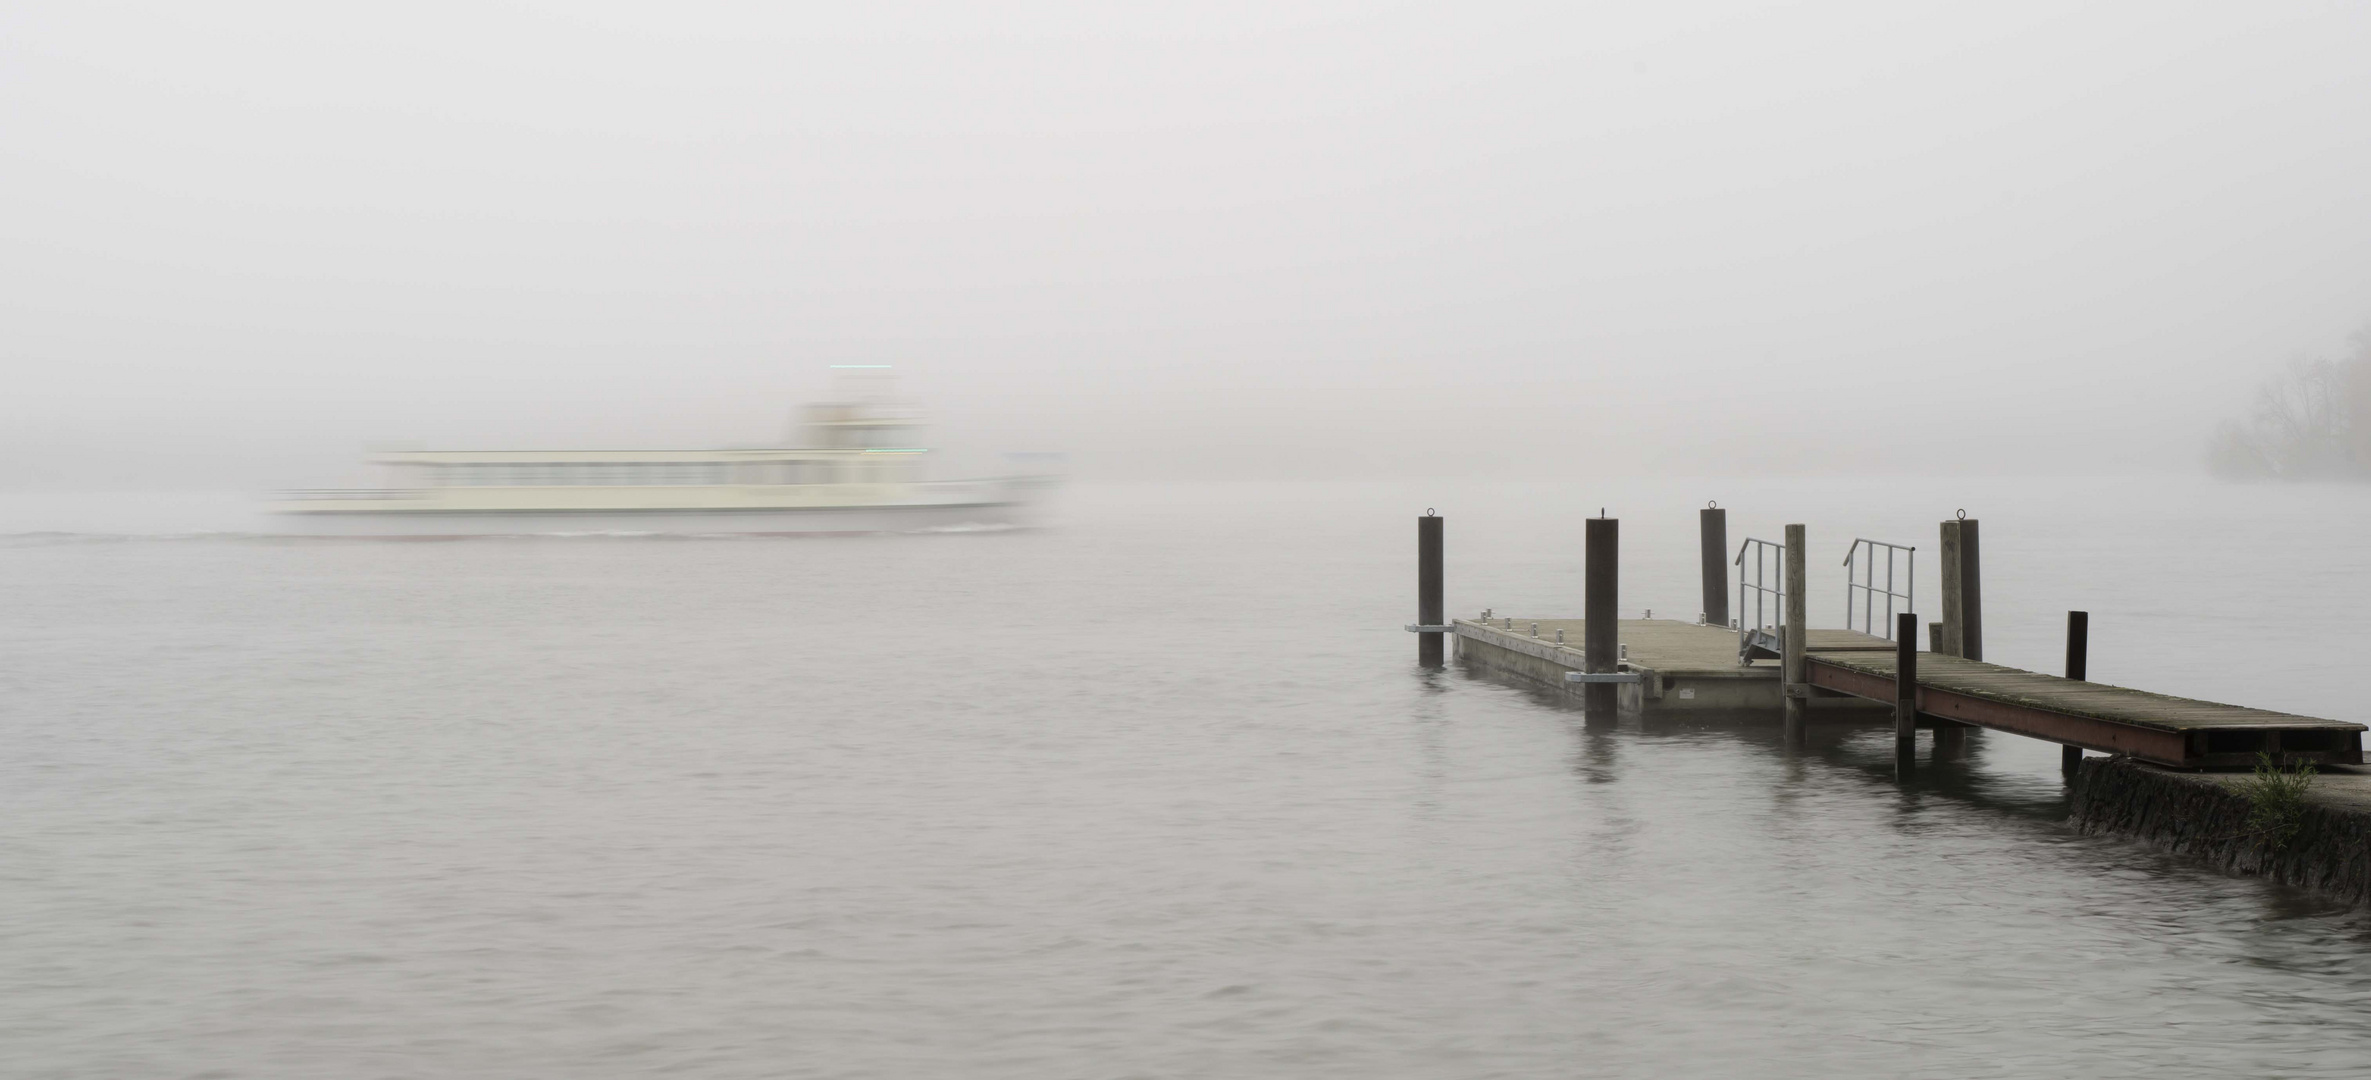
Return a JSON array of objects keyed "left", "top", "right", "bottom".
[{"left": 1452, "top": 617, "right": 1885, "bottom": 712}]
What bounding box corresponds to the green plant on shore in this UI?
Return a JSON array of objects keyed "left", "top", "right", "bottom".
[{"left": 2236, "top": 751, "right": 2316, "bottom": 848}]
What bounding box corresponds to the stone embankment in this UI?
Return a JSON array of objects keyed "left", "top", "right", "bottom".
[{"left": 2070, "top": 757, "right": 2371, "bottom": 907}]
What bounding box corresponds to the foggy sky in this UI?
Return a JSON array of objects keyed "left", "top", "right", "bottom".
[{"left": 5, "top": 1, "right": 2369, "bottom": 487}]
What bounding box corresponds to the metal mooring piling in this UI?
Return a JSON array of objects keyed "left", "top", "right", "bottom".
[
  {"left": 1699, "top": 503, "right": 1728, "bottom": 627},
  {"left": 1895, "top": 611, "right": 1918, "bottom": 773},
  {"left": 1939, "top": 522, "right": 1962, "bottom": 657},
  {"left": 2063, "top": 610, "right": 2089, "bottom": 773},
  {"left": 1415, "top": 511, "right": 1445, "bottom": 667},
  {"left": 1782, "top": 523, "right": 1808, "bottom": 743},
  {"left": 1584, "top": 515, "right": 1619, "bottom": 713},
  {"left": 1957, "top": 517, "right": 1984, "bottom": 662}
]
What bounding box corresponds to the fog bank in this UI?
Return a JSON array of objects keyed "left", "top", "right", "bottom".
[{"left": 5, "top": 2, "right": 2369, "bottom": 487}]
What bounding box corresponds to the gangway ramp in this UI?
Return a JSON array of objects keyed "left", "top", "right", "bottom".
[{"left": 1806, "top": 645, "right": 2365, "bottom": 769}]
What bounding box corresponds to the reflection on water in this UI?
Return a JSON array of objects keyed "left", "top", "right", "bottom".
[{"left": 1, "top": 478, "right": 2367, "bottom": 1078}]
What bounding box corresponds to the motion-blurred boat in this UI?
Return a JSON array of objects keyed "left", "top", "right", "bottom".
[{"left": 268, "top": 391, "right": 1055, "bottom": 536}]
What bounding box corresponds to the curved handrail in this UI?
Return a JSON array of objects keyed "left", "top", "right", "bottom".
[
  {"left": 1843, "top": 538, "right": 1915, "bottom": 640},
  {"left": 1734, "top": 536, "right": 1785, "bottom": 634}
]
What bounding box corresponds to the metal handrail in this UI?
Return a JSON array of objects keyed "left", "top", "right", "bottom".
[
  {"left": 1843, "top": 538, "right": 1914, "bottom": 639},
  {"left": 1735, "top": 536, "right": 1785, "bottom": 634},
  {"left": 1734, "top": 536, "right": 1788, "bottom": 664}
]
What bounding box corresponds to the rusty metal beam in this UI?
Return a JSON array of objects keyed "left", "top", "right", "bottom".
[
  {"left": 1806, "top": 656, "right": 2205, "bottom": 767},
  {"left": 1807, "top": 657, "right": 2363, "bottom": 768}
]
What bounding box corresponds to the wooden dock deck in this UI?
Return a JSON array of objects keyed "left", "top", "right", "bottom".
[
  {"left": 1451, "top": 617, "right": 2365, "bottom": 768},
  {"left": 1806, "top": 648, "right": 2365, "bottom": 768}
]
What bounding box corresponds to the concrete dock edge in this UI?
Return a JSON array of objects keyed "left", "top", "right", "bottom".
[{"left": 2069, "top": 757, "right": 2371, "bottom": 908}]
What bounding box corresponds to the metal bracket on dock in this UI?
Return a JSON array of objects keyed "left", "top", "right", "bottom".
[
  {"left": 1564, "top": 671, "right": 1643, "bottom": 684},
  {"left": 1738, "top": 627, "right": 1782, "bottom": 665},
  {"left": 1404, "top": 624, "right": 1454, "bottom": 633}
]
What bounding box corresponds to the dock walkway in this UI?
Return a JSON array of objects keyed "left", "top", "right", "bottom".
[
  {"left": 1807, "top": 648, "right": 2364, "bottom": 768},
  {"left": 1453, "top": 617, "right": 2364, "bottom": 768}
]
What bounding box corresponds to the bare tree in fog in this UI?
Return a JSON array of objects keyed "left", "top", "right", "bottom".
[{"left": 2209, "top": 328, "right": 2371, "bottom": 479}]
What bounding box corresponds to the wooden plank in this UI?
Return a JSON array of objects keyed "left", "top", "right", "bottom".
[
  {"left": 1807, "top": 659, "right": 2193, "bottom": 764},
  {"left": 1809, "top": 650, "right": 2363, "bottom": 733},
  {"left": 1801, "top": 628, "right": 1894, "bottom": 651},
  {"left": 1457, "top": 617, "right": 1765, "bottom": 673}
]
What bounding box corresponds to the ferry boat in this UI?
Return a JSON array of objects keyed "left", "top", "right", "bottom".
[{"left": 268, "top": 391, "right": 1054, "bottom": 536}]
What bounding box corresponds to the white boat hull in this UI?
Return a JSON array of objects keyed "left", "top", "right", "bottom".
[
  {"left": 267, "top": 473, "right": 1057, "bottom": 537},
  {"left": 268, "top": 500, "right": 1032, "bottom": 537}
]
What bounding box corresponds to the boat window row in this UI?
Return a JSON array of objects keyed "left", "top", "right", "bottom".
[{"left": 429, "top": 461, "right": 863, "bottom": 487}]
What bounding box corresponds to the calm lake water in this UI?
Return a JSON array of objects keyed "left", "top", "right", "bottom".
[{"left": 4, "top": 477, "right": 2369, "bottom": 1078}]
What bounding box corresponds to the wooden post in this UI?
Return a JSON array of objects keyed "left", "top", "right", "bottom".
[
  {"left": 1895, "top": 611, "right": 1918, "bottom": 771},
  {"left": 1585, "top": 516, "right": 1619, "bottom": 713},
  {"left": 1417, "top": 513, "right": 1444, "bottom": 667},
  {"left": 2062, "top": 610, "right": 2088, "bottom": 773},
  {"left": 1937, "top": 520, "right": 1963, "bottom": 658},
  {"left": 1928, "top": 621, "right": 1945, "bottom": 654},
  {"left": 1699, "top": 504, "right": 1728, "bottom": 627},
  {"left": 1958, "top": 518, "right": 1983, "bottom": 662},
  {"left": 1783, "top": 523, "right": 1807, "bottom": 743},
  {"left": 1932, "top": 520, "right": 1970, "bottom": 758}
]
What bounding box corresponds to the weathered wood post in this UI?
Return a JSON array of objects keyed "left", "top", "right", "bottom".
[
  {"left": 2062, "top": 610, "right": 2088, "bottom": 773},
  {"left": 1934, "top": 516, "right": 1977, "bottom": 757},
  {"left": 1699, "top": 503, "right": 1728, "bottom": 627},
  {"left": 1895, "top": 611, "right": 1918, "bottom": 771},
  {"left": 1416, "top": 511, "right": 1444, "bottom": 667},
  {"left": 1783, "top": 523, "right": 1807, "bottom": 743},
  {"left": 1585, "top": 515, "right": 1619, "bottom": 713},
  {"left": 1928, "top": 621, "right": 1945, "bottom": 654}
]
